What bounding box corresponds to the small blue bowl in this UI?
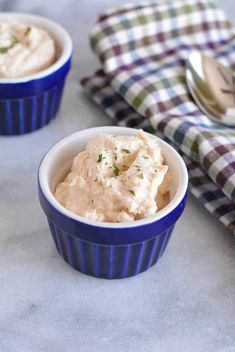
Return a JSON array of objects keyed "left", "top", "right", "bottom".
[
  {"left": 0, "top": 13, "right": 72, "bottom": 135},
  {"left": 38, "top": 127, "right": 188, "bottom": 279}
]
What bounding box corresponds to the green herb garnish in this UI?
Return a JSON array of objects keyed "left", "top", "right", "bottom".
[
  {"left": 24, "top": 26, "right": 31, "bottom": 36},
  {"left": 121, "top": 148, "right": 130, "bottom": 154},
  {"left": 0, "top": 36, "right": 19, "bottom": 54},
  {"left": 0, "top": 47, "right": 9, "bottom": 54},
  {"left": 94, "top": 177, "right": 98, "bottom": 182},
  {"left": 138, "top": 174, "right": 144, "bottom": 179},
  {"left": 97, "top": 153, "right": 105, "bottom": 163},
  {"left": 142, "top": 156, "right": 149, "bottom": 159},
  {"left": 128, "top": 190, "right": 136, "bottom": 196},
  {"left": 112, "top": 164, "right": 120, "bottom": 177},
  {"left": 11, "top": 36, "right": 19, "bottom": 46},
  {"left": 114, "top": 152, "right": 118, "bottom": 160}
]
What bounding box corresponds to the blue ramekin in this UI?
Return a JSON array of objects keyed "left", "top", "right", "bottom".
[
  {"left": 38, "top": 126, "right": 188, "bottom": 279},
  {"left": 0, "top": 13, "right": 72, "bottom": 135}
]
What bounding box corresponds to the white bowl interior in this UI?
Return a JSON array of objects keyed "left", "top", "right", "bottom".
[
  {"left": 0, "top": 12, "right": 73, "bottom": 83},
  {"left": 39, "top": 127, "right": 188, "bottom": 228}
]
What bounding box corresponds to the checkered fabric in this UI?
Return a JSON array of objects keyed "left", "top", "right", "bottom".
[{"left": 81, "top": 0, "right": 235, "bottom": 232}]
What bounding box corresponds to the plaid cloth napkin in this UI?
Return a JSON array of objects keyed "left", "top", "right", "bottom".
[{"left": 81, "top": 0, "right": 235, "bottom": 232}]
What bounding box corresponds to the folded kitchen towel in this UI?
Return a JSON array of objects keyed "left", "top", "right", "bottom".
[{"left": 81, "top": 0, "right": 235, "bottom": 232}]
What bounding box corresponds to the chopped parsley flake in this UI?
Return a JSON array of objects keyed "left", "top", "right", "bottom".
[
  {"left": 97, "top": 153, "right": 105, "bottom": 163},
  {"left": 11, "top": 36, "right": 19, "bottom": 46},
  {"left": 112, "top": 164, "right": 120, "bottom": 177},
  {"left": 128, "top": 190, "right": 136, "bottom": 196},
  {"left": 138, "top": 173, "right": 144, "bottom": 179},
  {"left": 0, "top": 47, "right": 9, "bottom": 54},
  {"left": 114, "top": 152, "right": 118, "bottom": 160},
  {"left": 121, "top": 148, "right": 130, "bottom": 154},
  {"left": 25, "top": 26, "right": 31, "bottom": 36},
  {"left": 142, "top": 156, "right": 149, "bottom": 159},
  {"left": 0, "top": 36, "right": 19, "bottom": 54},
  {"left": 94, "top": 177, "right": 98, "bottom": 182}
]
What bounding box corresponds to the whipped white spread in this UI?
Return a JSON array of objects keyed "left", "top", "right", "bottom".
[
  {"left": 0, "top": 21, "right": 56, "bottom": 78},
  {"left": 55, "top": 131, "right": 170, "bottom": 223}
]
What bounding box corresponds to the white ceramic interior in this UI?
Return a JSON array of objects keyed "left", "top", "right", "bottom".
[
  {"left": 0, "top": 12, "right": 73, "bottom": 83},
  {"left": 39, "top": 126, "right": 188, "bottom": 228}
]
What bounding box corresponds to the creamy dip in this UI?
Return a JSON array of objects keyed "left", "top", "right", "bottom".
[
  {"left": 0, "top": 21, "right": 56, "bottom": 78},
  {"left": 55, "top": 131, "right": 170, "bottom": 223}
]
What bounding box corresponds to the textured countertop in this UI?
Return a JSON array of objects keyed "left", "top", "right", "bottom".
[{"left": 0, "top": 1, "right": 235, "bottom": 351}]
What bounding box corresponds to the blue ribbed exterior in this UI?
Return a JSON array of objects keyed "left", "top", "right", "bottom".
[
  {"left": 0, "top": 79, "right": 65, "bottom": 135},
  {"left": 48, "top": 220, "right": 175, "bottom": 279}
]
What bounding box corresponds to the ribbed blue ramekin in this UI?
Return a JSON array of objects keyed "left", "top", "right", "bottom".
[
  {"left": 0, "top": 13, "right": 72, "bottom": 135},
  {"left": 48, "top": 222, "right": 175, "bottom": 279},
  {"left": 38, "top": 127, "right": 188, "bottom": 279}
]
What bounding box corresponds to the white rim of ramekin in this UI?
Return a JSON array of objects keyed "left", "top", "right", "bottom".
[
  {"left": 0, "top": 12, "right": 73, "bottom": 83},
  {"left": 39, "top": 126, "right": 189, "bottom": 229}
]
